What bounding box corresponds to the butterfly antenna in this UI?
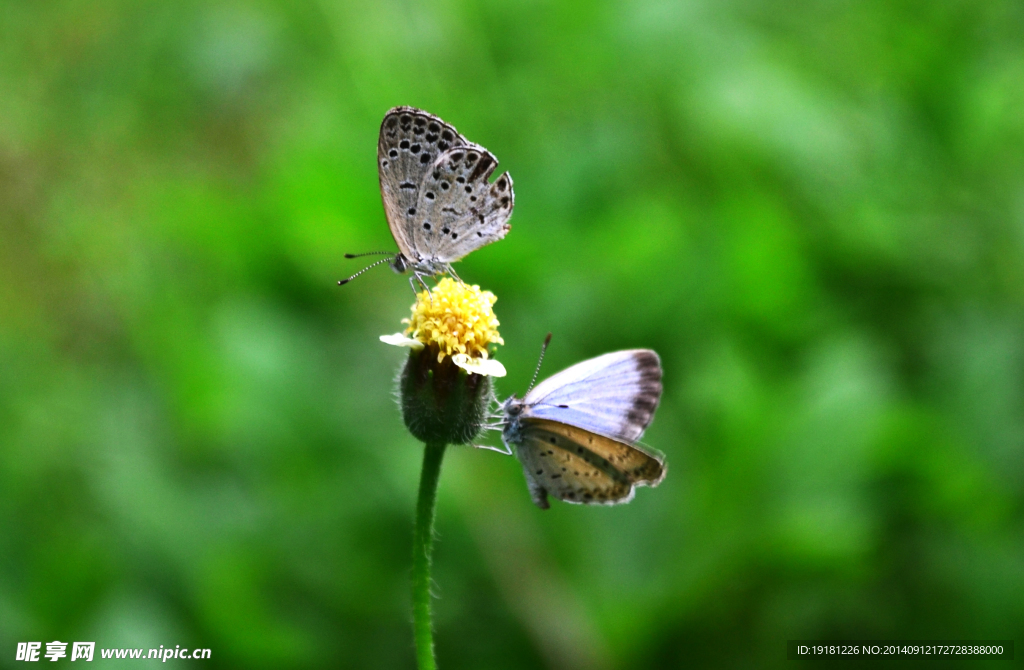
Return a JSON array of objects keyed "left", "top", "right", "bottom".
[
  {"left": 526, "top": 333, "right": 552, "bottom": 394},
  {"left": 338, "top": 256, "right": 392, "bottom": 285},
  {"left": 344, "top": 251, "right": 393, "bottom": 258}
]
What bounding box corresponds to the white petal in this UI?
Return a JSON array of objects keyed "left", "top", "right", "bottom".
[
  {"left": 452, "top": 353, "right": 507, "bottom": 377},
  {"left": 379, "top": 333, "right": 424, "bottom": 350}
]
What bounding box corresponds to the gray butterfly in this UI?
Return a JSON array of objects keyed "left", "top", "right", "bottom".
[
  {"left": 340, "top": 106, "right": 514, "bottom": 290},
  {"left": 499, "top": 341, "right": 666, "bottom": 509}
]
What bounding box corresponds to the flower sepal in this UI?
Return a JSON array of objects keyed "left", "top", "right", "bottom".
[{"left": 400, "top": 344, "right": 492, "bottom": 445}]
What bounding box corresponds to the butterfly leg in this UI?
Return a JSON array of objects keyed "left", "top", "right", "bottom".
[
  {"left": 445, "top": 263, "right": 465, "bottom": 285},
  {"left": 471, "top": 442, "right": 512, "bottom": 456},
  {"left": 412, "top": 271, "right": 437, "bottom": 305}
]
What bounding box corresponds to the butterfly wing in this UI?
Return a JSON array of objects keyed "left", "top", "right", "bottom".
[
  {"left": 412, "top": 147, "right": 514, "bottom": 263},
  {"left": 523, "top": 350, "right": 662, "bottom": 444},
  {"left": 378, "top": 107, "right": 469, "bottom": 260},
  {"left": 513, "top": 418, "right": 665, "bottom": 509}
]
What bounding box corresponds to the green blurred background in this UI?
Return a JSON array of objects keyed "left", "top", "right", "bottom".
[{"left": 2, "top": 0, "right": 1023, "bottom": 667}]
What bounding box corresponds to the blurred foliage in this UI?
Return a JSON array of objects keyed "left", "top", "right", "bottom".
[{"left": 2, "top": 0, "right": 1024, "bottom": 668}]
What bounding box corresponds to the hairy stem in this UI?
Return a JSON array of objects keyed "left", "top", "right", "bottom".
[{"left": 412, "top": 441, "right": 447, "bottom": 670}]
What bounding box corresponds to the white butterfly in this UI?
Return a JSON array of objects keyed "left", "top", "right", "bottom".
[
  {"left": 340, "top": 106, "right": 514, "bottom": 290},
  {"left": 499, "top": 342, "right": 666, "bottom": 509}
]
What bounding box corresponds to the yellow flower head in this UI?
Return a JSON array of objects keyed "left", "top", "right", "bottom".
[
  {"left": 407, "top": 277, "right": 503, "bottom": 360},
  {"left": 381, "top": 277, "right": 506, "bottom": 377}
]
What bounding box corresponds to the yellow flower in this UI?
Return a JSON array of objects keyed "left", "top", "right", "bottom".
[{"left": 381, "top": 278, "right": 506, "bottom": 377}]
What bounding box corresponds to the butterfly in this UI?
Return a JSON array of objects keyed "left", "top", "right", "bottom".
[
  {"left": 498, "top": 338, "right": 666, "bottom": 509},
  {"left": 340, "top": 106, "right": 514, "bottom": 291}
]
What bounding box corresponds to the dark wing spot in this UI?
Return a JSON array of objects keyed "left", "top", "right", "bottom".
[
  {"left": 441, "top": 227, "right": 450, "bottom": 234},
  {"left": 469, "top": 155, "right": 494, "bottom": 181},
  {"left": 425, "top": 192, "right": 435, "bottom": 200},
  {"left": 456, "top": 176, "right": 465, "bottom": 183},
  {"left": 465, "top": 186, "right": 472, "bottom": 193},
  {"left": 428, "top": 122, "right": 439, "bottom": 133},
  {"left": 440, "top": 182, "right": 449, "bottom": 190},
  {"left": 389, "top": 149, "right": 398, "bottom": 158},
  {"left": 551, "top": 474, "right": 561, "bottom": 479},
  {"left": 414, "top": 126, "right": 424, "bottom": 135},
  {"left": 451, "top": 152, "right": 463, "bottom": 162},
  {"left": 400, "top": 115, "right": 411, "bottom": 124},
  {"left": 425, "top": 133, "right": 438, "bottom": 143},
  {"left": 381, "top": 160, "right": 388, "bottom": 167},
  {"left": 548, "top": 437, "right": 556, "bottom": 444},
  {"left": 420, "top": 153, "right": 430, "bottom": 164},
  {"left": 441, "top": 130, "right": 453, "bottom": 142},
  {"left": 386, "top": 117, "right": 398, "bottom": 128},
  {"left": 410, "top": 144, "right": 420, "bottom": 154},
  {"left": 465, "top": 153, "right": 477, "bottom": 164},
  {"left": 438, "top": 141, "right": 449, "bottom": 151},
  {"left": 470, "top": 196, "right": 477, "bottom": 202},
  {"left": 536, "top": 470, "right": 543, "bottom": 475},
  {"left": 451, "top": 233, "right": 457, "bottom": 239},
  {"left": 399, "top": 139, "right": 410, "bottom": 149},
  {"left": 423, "top": 223, "right": 431, "bottom": 230},
  {"left": 400, "top": 182, "right": 416, "bottom": 190},
  {"left": 501, "top": 196, "right": 509, "bottom": 206},
  {"left": 497, "top": 177, "right": 507, "bottom": 191},
  {"left": 477, "top": 231, "right": 483, "bottom": 237},
  {"left": 414, "top": 116, "right": 425, "bottom": 126},
  {"left": 408, "top": 208, "right": 416, "bottom": 215}
]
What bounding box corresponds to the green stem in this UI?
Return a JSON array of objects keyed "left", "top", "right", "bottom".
[{"left": 412, "top": 441, "right": 447, "bottom": 670}]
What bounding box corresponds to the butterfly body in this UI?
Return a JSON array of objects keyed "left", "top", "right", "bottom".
[
  {"left": 501, "top": 349, "right": 666, "bottom": 509},
  {"left": 377, "top": 106, "right": 514, "bottom": 281}
]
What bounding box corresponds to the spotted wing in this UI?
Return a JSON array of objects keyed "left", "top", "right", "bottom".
[
  {"left": 412, "top": 147, "right": 513, "bottom": 263},
  {"left": 523, "top": 350, "right": 663, "bottom": 444},
  {"left": 378, "top": 107, "right": 469, "bottom": 259},
  {"left": 514, "top": 418, "right": 665, "bottom": 509}
]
